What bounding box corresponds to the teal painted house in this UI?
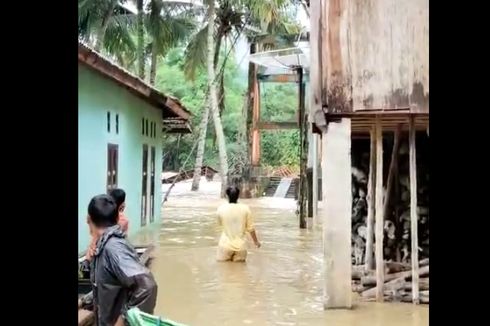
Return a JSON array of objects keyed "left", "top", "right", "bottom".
[{"left": 78, "top": 42, "right": 191, "bottom": 253}]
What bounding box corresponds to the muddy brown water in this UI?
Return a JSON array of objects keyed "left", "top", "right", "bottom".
[{"left": 132, "top": 196, "right": 428, "bottom": 326}]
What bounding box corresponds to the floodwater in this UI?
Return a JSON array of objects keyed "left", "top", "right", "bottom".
[{"left": 132, "top": 180, "right": 428, "bottom": 326}]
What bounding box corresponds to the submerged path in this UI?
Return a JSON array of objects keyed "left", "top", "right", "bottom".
[{"left": 132, "top": 180, "right": 428, "bottom": 326}]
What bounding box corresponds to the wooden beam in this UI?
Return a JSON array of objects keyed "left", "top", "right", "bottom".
[
  {"left": 257, "top": 121, "right": 298, "bottom": 130},
  {"left": 321, "top": 118, "right": 352, "bottom": 309},
  {"left": 409, "top": 116, "right": 420, "bottom": 304},
  {"left": 375, "top": 117, "right": 384, "bottom": 302},
  {"left": 365, "top": 127, "right": 376, "bottom": 271},
  {"left": 257, "top": 74, "right": 300, "bottom": 83}
]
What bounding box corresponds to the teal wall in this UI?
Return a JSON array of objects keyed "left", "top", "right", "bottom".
[{"left": 78, "top": 64, "right": 162, "bottom": 253}]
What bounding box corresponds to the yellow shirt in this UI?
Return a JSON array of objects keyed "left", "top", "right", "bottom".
[{"left": 217, "top": 203, "right": 255, "bottom": 251}]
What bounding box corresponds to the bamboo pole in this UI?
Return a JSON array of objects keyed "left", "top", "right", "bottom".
[
  {"left": 383, "top": 126, "right": 401, "bottom": 220},
  {"left": 365, "top": 127, "right": 376, "bottom": 271},
  {"left": 409, "top": 116, "right": 420, "bottom": 304},
  {"left": 375, "top": 118, "right": 384, "bottom": 302}
]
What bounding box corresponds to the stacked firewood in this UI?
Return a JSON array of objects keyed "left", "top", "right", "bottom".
[
  {"left": 350, "top": 135, "right": 429, "bottom": 303},
  {"left": 352, "top": 259, "right": 429, "bottom": 303}
]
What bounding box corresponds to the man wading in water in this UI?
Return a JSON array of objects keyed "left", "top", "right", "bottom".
[{"left": 216, "top": 186, "right": 261, "bottom": 262}]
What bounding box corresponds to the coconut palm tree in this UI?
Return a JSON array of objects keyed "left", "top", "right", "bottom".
[
  {"left": 146, "top": 0, "right": 196, "bottom": 84},
  {"left": 189, "top": 0, "right": 300, "bottom": 192},
  {"left": 79, "top": 0, "right": 135, "bottom": 53},
  {"left": 79, "top": 0, "right": 196, "bottom": 80}
]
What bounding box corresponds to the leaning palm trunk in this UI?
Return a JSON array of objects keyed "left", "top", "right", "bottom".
[
  {"left": 94, "top": 1, "right": 119, "bottom": 51},
  {"left": 136, "top": 0, "right": 145, "bottom": 79},
  {"left": 149, "top": 43, "right": 158, "bottom": 84},
  {"left": 207, "top": 1, "right": 228, "bottom": 196},
  {"left": 191, "top": 101, "right": 211, "bottom": 191}
]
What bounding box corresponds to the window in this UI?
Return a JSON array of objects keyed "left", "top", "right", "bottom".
[
  {"left": 145, "top": 119, "right": 149, "bottom": 137},
  {"left": 142, "top": 118, "right": 145, "bottom": 135},
  {"left": 141, "top": 144, "right": 149, "bottom": 226},
  {"left": 107, "top": 112, "right": 111, "bottom": 133},
  {"left": 107, "top": 144, "right": 118, "bottom": 192},
  {"left": 116, "top": 114, "right": 119, "bottom": 134},
  {"left": 150, "top": 146, "right": 156, "bottom": 223}
]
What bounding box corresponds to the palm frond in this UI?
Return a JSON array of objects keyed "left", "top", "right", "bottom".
[{"left": 183, "top": 24, "right": 209, "bottom": 81}]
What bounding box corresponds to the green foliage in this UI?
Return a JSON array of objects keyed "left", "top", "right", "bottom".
[
  {"left": 78, "top": 0, "right": 302, "bottom": 171},
  {"left": 157, "top": 49, "right": 299, "bottom": 171},
  {"left": 261, "top": 130, "right": 300, "bottom": 166},
  {"left": 260, "top": 82, "right": 300, "bottom": 166}
]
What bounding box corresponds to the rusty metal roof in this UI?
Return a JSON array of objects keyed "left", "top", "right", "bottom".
[
  {"left": 163, "top": 117, "right": 192, "bottom": 134},
  {"left": 78, "top": 41, "right": 191, "bottom": 121}
]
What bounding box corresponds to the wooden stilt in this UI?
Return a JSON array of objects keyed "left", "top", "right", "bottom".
[
  {"left": 251, "top": 73, "right": 261, "bottom": 166},
  {"left": 375, "top": 117, "right": 384, "bottom": 302},
  {"left": 321, "top": 119, "right": 352, "bottom": 309},
  {"left": 298, "top": 68, "right": 308, "bottom": 228},
  {"left": 307, "top": 168, "right": 313, "bottom": 217},
  {"left": 409, "top": 116, "right": 420, "bottom": 304},
  {"left": 365, "top": 127, "right": 376, "bottom": 271},
  {"left": 383, "top": 127, "right": 401, "bottom": 221},
  {"left": 312, "top": 134, "right": 319, "bottom": 221}
]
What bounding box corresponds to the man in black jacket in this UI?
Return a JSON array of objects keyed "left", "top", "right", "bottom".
[{"left": 87, "top": 194, "right": 157, "bottom": 326}]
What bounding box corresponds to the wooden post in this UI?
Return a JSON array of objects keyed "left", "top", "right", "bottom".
[
  {"left": 375, "top": 118, "right": 384, "bottom": 302},
  {"left": 298, "top": 68, "right": 308, "bottom": 229},
  {"left": 243, "top": 43, "right": 257, "bottom": 195},
  {"left": 321, "top": 119, "right": 352, "bottom": 309},
  {"left": 365, "top": 127, "right": 376, "bottom": 271},
  {"left": 250, "top": 57, "right": 261, "bottom": 166},
  {"left": 312, "top": 134, "right": 319, "bottom": 221},
  {"left": 409, "top": 116, "right": 420, "bottom": 304},
  {"left": 383, "top": 127, "right": 401, "bottom": 220},
  {"left": 307, "top": 168, "right": 313, "bottom": 217}
]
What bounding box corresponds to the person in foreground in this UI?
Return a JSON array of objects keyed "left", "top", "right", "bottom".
[
  {"left": 87, "top": 194, "right": 157, "bottom": 326},
  {"left": 216, "top": 186, "right": 261, "bottom": 262},
  {"left": 86, "top": 188, "right": 129, "bottom": 261}
]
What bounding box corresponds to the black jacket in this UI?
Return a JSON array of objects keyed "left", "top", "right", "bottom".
[{"left": 90, "top": 226, "right": 157, "bottom": 326}]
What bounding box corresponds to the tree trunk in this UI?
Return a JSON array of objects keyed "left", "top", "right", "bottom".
[
  {"left": 137, "top": 0, "right": 145, "bottom": 79},
  {"left": 94, "top": 1, "right": 118, "bottom": 51},
  {"left": 191, "top": 102, "right": 211, "bottom": 191},
  {"left": 149, "top": 42, "right": 158, "bottom": 85},
  {"left": 207, "top": 1, "right": 228, "bottom": 197},
  {"left": 211, "top": 35, "right": 223, "bottom": 148}
]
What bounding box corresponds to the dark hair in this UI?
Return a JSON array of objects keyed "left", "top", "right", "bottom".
[
  {"left": 109, "top": 188, "right": 126, "bottom": 209},
  {"left": 225, "top": 186, "right": 240, "bottom": 203},
  {"left": 88, "top": 194, "right": 118, "bottom": 227}
]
